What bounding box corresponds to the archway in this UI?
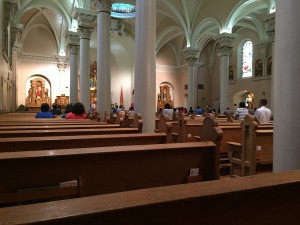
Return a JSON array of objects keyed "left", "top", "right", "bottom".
[
  {"left": 232, "top": 90, "right": 255, "bottom": 111},
  {"left": 157, "top": 82, "right": 174, "bottom": 109}
]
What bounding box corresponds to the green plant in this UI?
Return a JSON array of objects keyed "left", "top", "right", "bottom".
[{"left": 17, "top": 104, "right": 26, "bottom": 112}]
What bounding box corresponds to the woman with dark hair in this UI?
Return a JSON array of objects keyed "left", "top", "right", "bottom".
[
  {"left": 35, "top": 103, "right": 55, "bottom": 118},
  {"left": 65, "top": 102, "right": 87, "bottom": 119},
  {"left": 60, "top": 103, "right": 73, "bottom": 118}
]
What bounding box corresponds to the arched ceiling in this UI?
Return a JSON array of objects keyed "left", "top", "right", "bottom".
[{"left": 10, "top": 0, "right": 274, "bottom": 62}]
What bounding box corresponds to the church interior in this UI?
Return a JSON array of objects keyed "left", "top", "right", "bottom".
[
  {"left": 0, "top": 0, "right": 275, "bottom": 114},
  {"left": 1, "top": 0, "right": 300, "bottom": 223}
]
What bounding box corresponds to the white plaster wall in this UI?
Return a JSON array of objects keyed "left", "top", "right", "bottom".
[
  {"left": 16, "top": 60, "right": 70, "bottom": 106},
  {"left": 156, "top": 69, "right": 180, "bottom": 108}
]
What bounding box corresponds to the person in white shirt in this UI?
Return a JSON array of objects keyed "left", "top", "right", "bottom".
[
  {"left": 234, "top": 101, "right": 248, "bottom": 120},
  {"left": 163, "top": 103, "right": 173, "bottom": 120},
  {"left": 253, "top": 99, "right": 272, "bottom": 124}
]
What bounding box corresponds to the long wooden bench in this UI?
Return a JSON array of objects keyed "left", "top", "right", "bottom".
[
  {"left": 0, "top": 170, "right": 299, "bottom": 224},
  {"left": 0, "top": 127, "right": 141, "bottom": 138},
  {"left": 0, "top": 133, "right": 168, "bottom": 152},
  {"left": 0, "top": 124, "right": 121, "bottom": 130},
  {"left": 0, "top": 142, "right": 218, "bottom": 207},
  {"left": 227, "top": 115, "right": 273, "bottom": 177}
]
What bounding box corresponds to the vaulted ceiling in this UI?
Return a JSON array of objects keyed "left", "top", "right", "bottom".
[{"left": 8, "top": 0, "right": 275, "bottom": 63}]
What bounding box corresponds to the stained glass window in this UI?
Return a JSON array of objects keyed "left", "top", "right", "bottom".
[{"left": 242, "top": 41, "right": 253, "bottom": 78}]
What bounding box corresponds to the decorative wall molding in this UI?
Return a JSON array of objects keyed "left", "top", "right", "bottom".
[
  {"left": 156, "top": 64, "right": 189, "bottom": 73},
  {"left": 19, "top": 53, "right": 70, "bottom": 64}
]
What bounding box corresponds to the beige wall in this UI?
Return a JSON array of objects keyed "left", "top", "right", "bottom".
[{"left": 16, "top": 60, "right": 70, "bottom": 107}]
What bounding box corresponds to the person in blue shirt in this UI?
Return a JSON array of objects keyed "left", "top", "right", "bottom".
[
  {"left": 35, "top": 103, "right": 55, "bottom": 118},
  {"left": 194, "top": 106, "right": 203, "bottom": 115}
]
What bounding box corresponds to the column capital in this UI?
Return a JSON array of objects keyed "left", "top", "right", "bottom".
[
  {"left": 183, "top": 47, "right": 200, "bottom": 66},
  {"left": 10, "top": 25, "right": 18, "bottom": 47},
  {"left": 92, "top": 0, "right": 115, "bottom": 13},
  {"left": 264, "top": 13, "right": 275, "bottom": 42},
  {"left": 57, "top": 63, "right": 66, "bottom": 72},
  {"left": 72, "top": 8, "right": 97, "bottom": 28},
  {"left": 214, "top": 33, "right": 238, "bottom": 48},
  {"left": 4, "top": 1, "right": 18, "bottom": 26},
  {"left": 69, "top": 45, "right": 80, "bottom": 55},
  {"left": 216, "top": 46, "right": 232, "bottom": 57},
  {"left": 66, "top": 31, "right": 80, "bottom": 46},
  {"left": 77, "top": 26, "right": 93, "bottom": 40}
]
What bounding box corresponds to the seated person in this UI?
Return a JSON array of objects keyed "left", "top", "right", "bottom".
[
  {"left": 65, "top": 102, "right": 87, "bottom": 119},
  {"left": 223, "top": 107, "right": 232, "bottom": 116},
  {"left": 61, "top": 103, "right": 73, "bottom": 118},
  {"left": 234, "top": 101, "right": 248, "bottom": 120},
  {"left": 188, "top": 107, "right": 194, "bottom": 115},
  {"left": 163, "top": 103, "right": 173, "bottom": 120},
  {"left": 50, "top": 103, "right": 61, "bottom": 115},
  {"left": 253, "top": 99, "right": 272, "bottom": 123},
  {"left": 35, "top": 103, "right": 55, "bottom": 118},
  {"left": 194, "top": 106, "right": 203, "bottom": 115}
]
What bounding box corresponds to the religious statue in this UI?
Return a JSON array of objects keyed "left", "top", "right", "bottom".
[{"left": 245, "top": 94, "right": 253, "bottom": 109}]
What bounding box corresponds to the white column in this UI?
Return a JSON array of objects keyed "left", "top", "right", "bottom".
[
  {"left": 134, "top": 0, "right": 156, "bottom": 133},
  {"left": 265, "top": 13, "right": 275, "bottom": 111},
  {"left": 66, "top": 31, "right": 80, "bottom": 104},
  {"left": 184, "top": 47, "right": 200, "bottom": 110},
  {"left": 217, "top": 47, "right": 231, "bottom": 113},
  {"left": 73, "top": 8, "right": 96, "bottom": 111},
  {"left": 57, "top": 60, "right": 66, "bottom": 95},
  {"left": 274, "top": 0, "right": 300, "bottom": 172},
  {"left": 94, "top": 0, "right": 114, "bottom": 121},
  {"left": 215, "top": 34, "right": 235, "bottom": 113}
]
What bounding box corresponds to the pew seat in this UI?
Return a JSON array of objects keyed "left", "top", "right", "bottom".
[
  {"left": 0, "top": 170, "right": 299, "bottom": 225},
  {"left": 0, "top": 133, "right": 168, "bottom": 152}
]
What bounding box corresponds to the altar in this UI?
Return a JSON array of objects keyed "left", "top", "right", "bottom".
[{"left": 25, "top": 79, "right": 50, "bottom": 108}]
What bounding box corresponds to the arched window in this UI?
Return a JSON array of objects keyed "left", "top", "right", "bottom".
[{"left": 241, "top": 41, "right": 253, "bottom": 78}]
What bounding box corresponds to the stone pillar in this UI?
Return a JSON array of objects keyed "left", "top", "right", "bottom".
[
  {"left": 134, "top": 0, "right": 156, "bottom": 133},
  {"left": 57, "top": 59, "right": 66, "bottom": 96},
  {"left": 66, "top": 31, "right": 80, "bottom": 104},
  {"left": 215, "top": 34, "right": 235, "bottom": 113},
  {"left": 184, "top": 47, "right": 200, "bottom": 109},
  {"left": 265, "top": 13, "right": 275, "bottom": 111},
  {"left": 94, "top": 0, "right": 115, "bottom": 121},
  {"left": 274, "top": 1, "right": 300, "bottom": 171},
  {"left": 73, "top": 8, "right": 96, "bottom": 111}
]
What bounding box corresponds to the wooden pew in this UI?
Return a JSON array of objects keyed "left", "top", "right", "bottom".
[
  {"left": 1, "top": 170, "right": 299, "bottom": 224},
  {"left": 0, "top": 120, "right": 98, "bottom": 125},
  {"left": 0, "top": 127, "right": 142, "bottom": 138},
  {"left": 0, "top": 142, "right": 218, "bottom": 206},
  {"left": 0, "top": 124, "right": 121, "bottom": 130},
  {"left": 0, "top": 133, "right": 168, "bottom": 152},
  {"left": 227, "top": 115, "right": 273, "bottom": 177},
  {"left": 156, "top": 114, "right": 180, "bottom": 143}
]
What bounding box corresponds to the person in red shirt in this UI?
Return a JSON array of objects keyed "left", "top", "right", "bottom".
[{"left": 65, "top": 102, "right": 87, "bottom": 119}]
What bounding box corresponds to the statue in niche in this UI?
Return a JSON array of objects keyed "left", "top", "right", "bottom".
[
  {"left": 229, "top": 66, "right": 234, "bottom": 80},
  {"left": 36, "top": 82, "right": 42, "bottom": 99},
  {"left": 255, "top": 60, "right": 263, "bottom": 77},
  {"left": 267, "top": 57, "right": 272, "bottom": 76}
]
